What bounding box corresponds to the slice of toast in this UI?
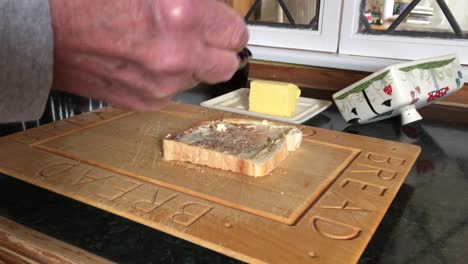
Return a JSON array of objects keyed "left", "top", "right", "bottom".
[{"left": 163, "top": 118, "right": 302, "bottom": 177}]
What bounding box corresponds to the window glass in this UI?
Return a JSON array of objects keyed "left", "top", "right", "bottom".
[
  {"left": 361, "top": 0, "right": 467, "bottom": 39},
  {"left": 223, "top": 0, "right": 320, "bottom": 30}
]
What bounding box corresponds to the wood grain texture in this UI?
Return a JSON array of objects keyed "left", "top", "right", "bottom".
[
  {"left": 0, "top": 217, "right": 113, "bottom": 264},
  {"left": 33, "top": 110, "right": 358, "bottom": 225},
  {"left": 249, "top": 60, "right": 468, "bottom": 108},
  {"left": 249, "top": 61, "right": 370, "bottom": 92},
  {"left": 0, "top": 103, "right": 421, "bottom": 264}
]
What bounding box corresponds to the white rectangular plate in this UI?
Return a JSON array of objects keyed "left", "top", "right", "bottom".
[{"left": 200, "top": 88, "right": 332, "bottom": 124}]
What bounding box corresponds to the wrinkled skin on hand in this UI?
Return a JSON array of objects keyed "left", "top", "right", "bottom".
[{"left": 50, "top": 0, "right": 249, "bottom": 110}]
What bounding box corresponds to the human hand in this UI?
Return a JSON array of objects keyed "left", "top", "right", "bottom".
[{"left": 49, "top": 0, "right": 248, "bottom": 110}]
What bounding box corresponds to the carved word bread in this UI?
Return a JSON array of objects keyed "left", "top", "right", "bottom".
[{"left": 163, "top": 118, "right": 302, "bottom": 177}]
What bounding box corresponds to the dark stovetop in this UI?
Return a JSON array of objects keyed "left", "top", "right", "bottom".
[{"left": 1, "top": 86, "right": 467, "bottom": 264}]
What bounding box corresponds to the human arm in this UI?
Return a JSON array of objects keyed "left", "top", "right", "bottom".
[
  {"left": 49, "top": 0, "right": 249, "bottom": 111},
  {"left": 0, "top": 0, "right": 248, "bottom": 122},
  {"left": 0, "top": 0, "right": 53, "bottom": 123}
]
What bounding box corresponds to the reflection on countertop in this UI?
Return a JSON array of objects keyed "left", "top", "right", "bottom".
[{"left": 1, "top": 85, "right": 467, "bottom": 264}]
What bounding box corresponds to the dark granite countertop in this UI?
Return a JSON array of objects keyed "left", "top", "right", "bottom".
[{"left": 1, "top": 85, "right": 467, "bottom": 264}]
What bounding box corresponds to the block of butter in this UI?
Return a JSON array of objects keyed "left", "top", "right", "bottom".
[{"left": 249, "top": 80, "right": 301, "bottom": 117}]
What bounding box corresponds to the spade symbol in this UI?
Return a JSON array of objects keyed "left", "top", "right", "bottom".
[
  {"left": 351, "top": 108, "right": 358, "bottom": 115},
  {"left": 382, "top": 99, "right": 392, "bottom": 107},
  {"left": 415, "top": 86, "right": 421, "bottom": 94}
]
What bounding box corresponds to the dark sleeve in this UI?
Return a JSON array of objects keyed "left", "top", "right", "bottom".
[{"left": 0, "top": 0, "right": 54, "bottom": 123}]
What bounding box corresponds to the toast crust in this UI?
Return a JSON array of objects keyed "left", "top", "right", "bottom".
[{"left": 163, "top": 118, "right": 302, "bottom": 177}]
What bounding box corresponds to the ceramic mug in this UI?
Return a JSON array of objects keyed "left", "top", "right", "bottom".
[{"left": 333, "top": 54, "right": 464, "bottom": 125}]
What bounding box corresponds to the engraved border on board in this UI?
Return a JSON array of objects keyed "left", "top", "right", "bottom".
[{"left": 33, "top": 138, "right": 362, "bottom": 226}]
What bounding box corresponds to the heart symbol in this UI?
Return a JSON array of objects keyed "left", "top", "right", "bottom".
[{"left": 383, "top": 85, "right": 392, "bottom": 95}]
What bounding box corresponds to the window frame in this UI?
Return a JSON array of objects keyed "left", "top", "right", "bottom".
[
  {"left": 245, "top": 0, "right": 467, "bottom": 83},
  {"left": 246, "top": 0, "right": 342, "bottom": 52},
  {"left": 339, "top": 0, "right": 468, "bottom": 65}
]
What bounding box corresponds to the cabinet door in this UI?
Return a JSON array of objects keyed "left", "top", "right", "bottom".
[
  {"left": 223, "top": 0, "right": 342, "bottom": 52},
  {"left": 340, "top": 0, "right": 468, "bottom": 64}
]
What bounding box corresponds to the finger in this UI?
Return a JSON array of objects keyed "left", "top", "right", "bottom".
[
  {"left": 193, "top": 47, "right": 240, "bottom": 84},
  {"left": 54, "top": 51, "right": 178, "bottom": 112},
  {"left": 77, "top": 56, "right": 186, "bottom": 106},
  {"left": 199, "top": 0, "right": 249, "bottom": 51},
  {"left": 109, "top": 64, "right": 199, "bottom": 100},
  {"left": 112, "top": 95, "right": 173, "bottom": 112},
  {"left": 154, "top": 0, "right": 200, "bottom": 31},
  {"left": 139, "top": 96, "right": 173, "bottom": 112},
  {"left": 85, "top": 73, "right": 162, "bottom": 111},
  {"left": 149, "top": 73, "right": 200, "bottom": 98},
  {"left": 134, "top": 38, "right": 196, "bottom": 74},
  {"left": 55, "top": 66, "right": 157, "bottom": 111}
]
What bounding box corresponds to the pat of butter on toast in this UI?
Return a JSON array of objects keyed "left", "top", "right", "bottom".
[
  {"left": 249, "top": 80, "right": 301, "bottom": 117},
  {"left": 163, "top": 118, "right": 302, "bottom": 177}
]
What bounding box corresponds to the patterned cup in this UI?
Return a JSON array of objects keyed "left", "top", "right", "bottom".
[{"left": 333, "top": 54, "right": 464, "bottom": 125}]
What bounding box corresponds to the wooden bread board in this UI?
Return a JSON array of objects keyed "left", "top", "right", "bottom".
[{"left": 0, "top": 103, "right": 421, "bottom": 264}]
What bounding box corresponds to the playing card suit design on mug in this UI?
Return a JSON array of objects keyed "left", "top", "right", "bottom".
[
  {"left": 410, "top": 86, "right": 421, "bottom": 105},
  {"left": 382, "top": 99, "right": 392, "bottom": 107},
  {"left": 383, "top": 84, "right": 392, "bottom": 95},
  {"left": 427, "top": 87, "right": 449, "bottom": 102},
  {"left": 334, "top": 70, "right": 393, "bottom": 120},
  {"left": 333, "top": 54, "right": 463, "bottom": 125}
]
